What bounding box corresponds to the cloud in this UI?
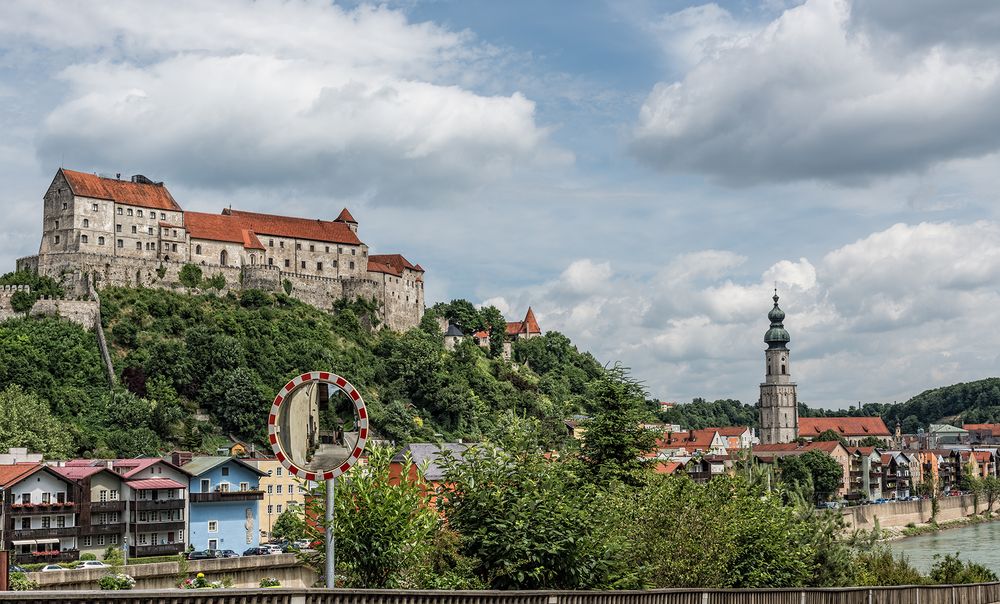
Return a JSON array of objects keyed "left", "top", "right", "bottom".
[
  {"left": 631, "top": 0, "right": 1000, "bottom": 185},
  {"left": 486, "top": 221, "right": 1000, "bottom": 408},
  {"left": 1, "top": 0, "right": 557, "bottom": 205}
]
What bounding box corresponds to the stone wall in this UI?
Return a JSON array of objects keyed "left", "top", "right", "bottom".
[
  {"left": 841, "top": 494, "right": 988, "bottom": 531},
  {"left": 0, "top": 284, "right": 99, "bottom": 329}
]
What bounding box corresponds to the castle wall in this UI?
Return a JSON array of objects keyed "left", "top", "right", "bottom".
[{"left": 0, "top": 284, "right": 98, "bottom": 329}]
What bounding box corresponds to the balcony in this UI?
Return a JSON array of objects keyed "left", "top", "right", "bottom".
[
  {"left": 134, "top": 499, "right": 185, "bottom": 511},
  {"left": 134, "top": 519, "right": 185, "bottom": 531},
  {"left": 190, "top": 490, "right": 264, "bottom": 503},
  {"left": 129, "top": 543, "right": 185, "bottom": 557},
  {"left": 14, "top": 549, "right": 79, "bottom": 564},
  {"left": 89, "top": 501, "right": 125, "bottom": 513},
  {"left": 84, "top": 522, "right": 126, "bottom": 536},
  {"left": 7, "top": 502, "right": 76, "bottom": 515},
  {"left": 10, "top": 526, "right": 78, "bottom": 539}
]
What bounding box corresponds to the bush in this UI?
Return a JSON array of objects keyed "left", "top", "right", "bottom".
[
  {"left": 104, "top": 544, "right": 125, "bottom": 566},
  {"left": 929, "top": 553, "right": 998, "bottom": 584},
  {"left": 99, "top": 573, "right": 136, "bottom": 590},
  {"left": 9, "top": 572, "right": 38, "bottom": 591},
  {"left": 204, "top": 273, "right": 226, "bottom": 290},
  {"left": 80, "top": 552, "right": 97, "bottom": 561},
  {"left": 179, "top": 264, "right": 203, "bottom": 289},
  {"left": 260, "top": 577, "right": 281, "bottom": 587},
  {"left": 10, "top": 290, "right": 37, "bottom": 314},
  {"left": 239, "top": 289, "right": 271, "bottom": 309}
]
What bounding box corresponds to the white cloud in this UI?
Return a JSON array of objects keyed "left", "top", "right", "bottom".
[
  {"left": 486, "top": 221, "right": 1000, "bottom": 409},
  {"left": 632, "top": 0, "right": 1000, "bottom": 185},
  {"left": 0, "top": 0, "right": 557, "bottom": 204}
]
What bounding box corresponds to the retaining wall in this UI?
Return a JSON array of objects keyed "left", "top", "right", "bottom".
[{"left": 841, "top": 494, "right": 988, "bottom": 531}]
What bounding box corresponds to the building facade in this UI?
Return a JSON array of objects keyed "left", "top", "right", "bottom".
[
  {"left": 244, "top": 458, "right": 313, "bottom": 541},
  {"left": 758, "top": 292, "right": 798, "bottom": 444},
  {"left": 17, "top": 169, "right": 425, "bottom": 331},
  {"left": 181, "top": 457, "right": 265, "bottom": 552},
  {"left": 0, "top": 464, "right": 81, "bottom": 564}
]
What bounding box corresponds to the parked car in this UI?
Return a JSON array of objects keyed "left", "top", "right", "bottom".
[
  {"left": 40, "top": 565, "right": 64, "bottom": 572},
  {"left": 8, "top": 565, "right": 27, "bottom": 574},
  {"left": 187, "top": 550, "right": 216, "bottom": 560},
  {"left": 243, "top": 547, "right": 271, "bottom": 556},
  {"left": 79, "top": 560, "right": 108, "bottom": 569},
  {"left": 217, "top": 549, "right": 240, "bottom": 558},
  {"left": 294, "top": 539, "right": 312, "bottom": 550},
  {"left": 263, "top": 543, "right": 285, "bottom": 554}
]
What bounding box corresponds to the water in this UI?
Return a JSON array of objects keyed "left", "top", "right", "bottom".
[{"left": 889, "top": 521, "right": 1000, "bottom": 573}]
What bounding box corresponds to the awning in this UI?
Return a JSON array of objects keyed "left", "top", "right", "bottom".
[
  {"left": 127, "top": 478, "right": 186, "bottom": 490},
  {"left": 35, "top": 538, "right": 60, "bottom": 544},
  {"left": 11, "top": 540, "right": 37, "bottom": 546}
]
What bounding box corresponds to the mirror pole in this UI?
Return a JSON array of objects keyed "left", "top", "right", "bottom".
[{"left": 326, "top": 476, "right": 335, "bottom": 587}]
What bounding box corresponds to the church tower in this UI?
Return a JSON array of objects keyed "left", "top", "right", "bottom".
[{"left": 759, "top": 291, "right": 798, "bottom": 444}]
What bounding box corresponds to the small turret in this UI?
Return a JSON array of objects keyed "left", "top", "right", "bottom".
[{"left": 764, "top": 290, "right": 790, "bottom": 349}]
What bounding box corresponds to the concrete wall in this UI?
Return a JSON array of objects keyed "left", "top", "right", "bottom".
[
  {"left": 841, "top": 494, "right": 988, "bottom": 531},
  {"left": 26, "top": 553, "right": 317, "bottom": 590}
]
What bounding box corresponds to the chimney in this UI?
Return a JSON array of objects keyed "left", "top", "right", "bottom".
[
  {"left": 116, "top": 173, "right": 121, "bottom": 180},
  {"left": 171, "top": 451, "right": 193, "bottom": 467}
]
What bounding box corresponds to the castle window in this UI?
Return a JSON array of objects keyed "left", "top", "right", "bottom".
[
  {"left": 309, "top": 244, "right": 315, "bottom": 252},
  {"left": 131, "top": 225, "right": 137, "bottom": 234},
  {"left": 351, "top": 248, "right": 356, "bottom": 255},
  {"left": 117, "top": 208, "right": 123, "bottom": 215},
  {"left": 62, "top": 202, "right": 67, "bottom": 210},
  {"left": 55, "top": 220, "right": 59, "bottom": 229},
  {"left": 300, "top": 261, "right": 306, "bottom": 269},
  {"left": 92, "top": 203, "right": 99, "bottom": 211},
  {"left": 284, "top": 259, "right": 290, "bottom": 268},
  {"left": 137, "top": 210, "right": 143, "bottom": 217},
  {"left": 136, "top": 242, "right": 142, "bottom": 250},
  {"left": 269, "top": 239, "right": 274, "bottom": 247},
  {"left": 338, "top": 247, "right": 343, "bottom": 254},
  {"left": 82, "top": 235, "right": 88, "bottom": 243},
  {"left": 171, "top": 243, "right": 177, "bottom": 252},
  {"left": 362, "top": 250, "right": 367, "bottom": 257},
  {"left": 54, "top": 235, "right": 60, "bottom": 244},
  {"left": 220, "top": 250, "right": 228, "bottom": 266},
  {"left": 296, "top": 243, "right": 301, "bottom": 250},
  {"left": 116, "top": 239, "right": 123, "bottom": 247},
  {"left": 148, "top": 227, "right": 154, "bottom": 235},
  {"left": 279, "top": 241, "right": 284, "bottom": 248},
  {"left": 268, "top": 258, "right": 273, "bottom": 266},
  {"left": 98, "top": 237, "right": 105, "bottom": 245},
  {"left": 173, "top": 230, "right": 177, "bottom": 237},
  {"left": 349, "top": 261, "right": 355, "bottom": 270},
  {"left": 325, "top": 246, "right": 330, "bottom": 253},
  {"left": 116, "top": 224, "right": 122, "bottom": 233},
  {"left": 127, "top": 208, "right": 133, "bottom": 216},
  {"left": 317, "top": 262, "right": 323, "bottom": 271},
  {"left": 332, "top": 260, "right": 338, "bottom": 267},
  {"left": 781, "top": 364, "right": 786, "bottom": 375},
  {"left": 83, "top": 219, "right": 89, "bottom": 227},
  {"left": 160, "top": 212, "right": 165, "bottom": 220},
  {"left": 195, "top": 244, "right": 202, "bottom": 255}
]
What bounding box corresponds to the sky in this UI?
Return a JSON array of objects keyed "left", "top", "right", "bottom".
[{"left": 2, "top": 0, "right": 1000, "bottom": 409}]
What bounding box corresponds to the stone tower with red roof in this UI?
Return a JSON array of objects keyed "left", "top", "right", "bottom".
[{"left": 759, "top": 291, "right": 799, "bottom": 444}]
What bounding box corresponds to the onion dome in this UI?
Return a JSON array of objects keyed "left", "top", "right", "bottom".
[{"left": 764, "top": 291, "right": 790, "bottom": 349}]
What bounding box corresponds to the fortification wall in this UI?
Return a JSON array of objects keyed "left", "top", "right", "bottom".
[{"left": 0, "top": 284, "right": 98, "bottom": 329}]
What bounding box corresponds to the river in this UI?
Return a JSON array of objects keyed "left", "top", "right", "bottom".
[{"left": 889, "top": 521, "right": 1000, "bottom": 573}]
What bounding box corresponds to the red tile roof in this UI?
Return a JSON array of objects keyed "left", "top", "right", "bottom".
[
  {"left": 658, "top": 429, "right": 720, "bottom": 451},
  {"left": 224, "top": 209, "right": 362, "bottom": 245},
  {"left": 712, "top": 427, "right": 750, "bottom": 437},
  {"left": 368, "top": 254, "right": 423, "bottom": 277},
  {"left": 0, "top": 463, "right": 42, "bottom": 487},
  {"left": 654, "top": 461, "right": 683, "bottom": 475},
  {"left": 127, "top": 478, "right": 187, "bottom": 490},
  {"left": 184, "top": 212, "right": 265, "bottom": 250},
  {"left": 754, "top": 441, "right": 845, "bottom": 454},
  {"left": 52, "top": 466, "right": 106, "bottom": 480},
  {"left": 61, "top": 169, "right": 181, "bottom": 212},
  {"left": 367, "top": 259, "right": 400, "bottom": 276},
  {"left": 506, "top": 307, "right": 542, "bottom": 336},
  {"left": 799, "top": 417, "right": 890, "bottom": 437},
  {"left": 335, "top": 208, "right": 357, "bottom": 224},
  {"left": 964, "top": 424, "right": 1000, "bottom": 437}
]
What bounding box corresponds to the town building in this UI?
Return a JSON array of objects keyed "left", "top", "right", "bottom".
[
  {"left": 964, "top": 424, "right": 1000, "bottom": 445},
  {"left": 928, "top": 424, "right": 969, "bottom": 446},
  {"left": 175, "top": 456, "right": 266, "bottom": 552},
  {"left": 752, "top": 441, "right": 852, "bottom": 498},
  {"left": 243, "top": 457, "right": 313, "bottom": 541},
  {"left": 51, "top": 464, "right": 126, "bottom": 559},
  {"left": 758, "top": 292, "right": 798, "bottom": 444},
  {"left": 798, "top": 417, "right": 892, "bottom": 446},
  {"left": 503, "top": 308, "right": 542, "bottom": 359},
  {"left": 17, "top": 168, "right": 425, "bottom": 331},
  {"left": 881, "top": 452, "right": 914, "bottom": 499},
  {"left": 845, "top": 447, "right": 883, "bottom": 501},
  {"left": 0, "top": 463, "right": 81, "bottom": 564},
  {"left": 389, "top": 443, "right": 469, "bottom": 489}
]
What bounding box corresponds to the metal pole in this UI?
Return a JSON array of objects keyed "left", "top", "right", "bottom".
[{"left": 325, "top": 476, "right": 335, "bottom": 588}]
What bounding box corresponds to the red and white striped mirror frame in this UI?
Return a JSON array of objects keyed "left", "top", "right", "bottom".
[{"left": 267, "top": 371, "right": 368, "bottom": 481}]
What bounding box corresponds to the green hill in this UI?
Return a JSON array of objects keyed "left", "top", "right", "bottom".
[{"left": 0, "top": 286, "right": 608, "bottom": 458}]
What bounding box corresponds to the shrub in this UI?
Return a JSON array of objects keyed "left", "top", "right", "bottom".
[
  {"left": 10, "top": 290, "right": 37, "bottom": 314},
  {"left": 99, "top": 573, "right": 136, "bottom": 590},
  {"left": 283, "top": 278, "right": 292, "bottom": 294},
  {"left": 204, "top": 273, "right": 226, "bottom": 290},
  {"left": 179, "top": 264, "right": 203, "bottom": 289},
  {"left": 239, "top": 289, "right": 271, "bottom": 309},
  {"left": 80, "top": 552, "right": 97, "bottom": 561},
  {"left": 260, "top": 577, "right": 281, "bottom": 587},
  {"left": 929, "top": 553, "right": 998, "bottom": 584},
  {"left": 104, "top": 544, "right": 125, "bottom": 566},
  {"left": 9, "top": 572, "right": 38, "bottom": 591}
]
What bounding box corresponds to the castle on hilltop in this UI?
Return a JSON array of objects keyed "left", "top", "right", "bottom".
[{"left": 16, "top": 169, "right": 425, "bottom": 330}]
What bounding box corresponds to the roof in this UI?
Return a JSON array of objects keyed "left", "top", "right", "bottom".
[
  {"left": 180, "top": 456, "right": 268, "bottom": 477},
  {"left": 713, "top": 427, "right": 750, "bottom": 437},
  {"left": 929, "top": 424, "right": 968, "bottom": 434},
  {"left": 753, "top": 441, "right": 845, "bottom": 456},
  {"left": 184, "top": 212, "right": 266, "bottom": 250},
  {"left": 658, "top": 429, "right": 720, "bottom": 451},
  {"left": 506, "top": 307, "right": 542, "bottom": 336},
  {"left": 0, "top": 463, "right": 42, "bottom": 487},
  {"left": 52, "top": 466, "right": 119, "bottom": 481},
  {"left": 964, "top": 424, "right": 1000, "bottom": 437},
  {"left": 392, "top": 443, "right": 468, "bottom": 481},
  {"left": 799, "top": 417, "right": 891, "bottom": 437},
  {"left": 60, "top": 169, "right": 181, "bottom": 212},
  {"left": 368, "top": 254, "right": 423, "bottom": 277},
  {"left": 335, "top": 208, "right": 357, "bottom": 224},
  {"left": 444, "top": 323, "right": 465, "bottom": 337},
  {"left": 109, "top": 457, "right": 191, "bottom": 479},
  {"left": 223, "top": 208, "right": 362, "bottom": 245},
  {"left": 127, "top": 478, "right": 187, "bottom": 490}
]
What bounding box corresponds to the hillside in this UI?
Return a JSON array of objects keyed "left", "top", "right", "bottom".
[{"left": 0, "top": 286, "right": 609, "bottom": 458}]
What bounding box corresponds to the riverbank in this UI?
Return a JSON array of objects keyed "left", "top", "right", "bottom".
[
  {"left": 878, "top": 512, "right": 998, "bottom": 541},
  {"left": 889, "top": 518, "right": 1000, "bottom": 574}
]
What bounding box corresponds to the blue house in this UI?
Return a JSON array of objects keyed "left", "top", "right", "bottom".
[{"left": 182, "top": 456, "right": 266, "bottom": 552}]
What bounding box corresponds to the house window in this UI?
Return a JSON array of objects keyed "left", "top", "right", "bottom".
[
  {"left": 111, "top": 534, "right": 118, "bottom": 544},
  {"left": 92, "top": 203, "right": 99, "bottom": 211},
  {"left": 81, "top": 235, "right": 88, "bottom": 243},
  {"left": 97, "top": 535, "right": 106, "bottom": 546},
  {"left": 219, "top": 483, "right": 230, "bottom": 493},
  {"left": 99, "top": 489, "right": 108, "bottom": 502},
  {"left": 127, "top": 209, "right": 133, "bottom": 216},
  {"left": 195, "top": 244, "right": 202, "bottom": 255},
  {"left": 240, "top": 482, "right": 249, "bottom": 491},
  {"left": 208, "top": 521, "right": 218, "bottom": 533},
  {"left": 99, "top": 237, "right": 105, "bottom": 245},
  {"left": 276, "top": 468, "right": 282, "bottom": 476},
  {"left": 276, "top": 485, "right": 282, "bottom": 494},
  {"left": 222, "top": 467, "right": 230, "bottom": 476},
  {"left": 139, "top": 534, "right": 147, "bottom": 545},
  {"left": 267, "top": 485, "right": 273, "bottom": 494},
  {"left": 41, "top": 516, "right": 51, "bottom": 528},
  {"left": 276, "top": 504, "right": 282, "bottom": 513},
  {"left": 201, "top": 479, "right": 210, "bottom": 492},
  {"left": 317, "top": 262, "right": 323, "bottom": 271},
  {"left": 42, "top": 493, "right": 51, "bottom": 504},
  {"left": 288, "top": 484, "right": 294, "bottom": 494},
  {"left": 82, "top": 536, "right": 92, "bottom": 547},
  {"left": 20, "top": 493, "right": 30, "bottom": 504},
  {"left": 20, "top": 518, "right": 30, "bottom": 529},
  {"left": 267, "top": 505, "right": 273, "bottom": 514},
  {"left": 57, "top": 516, "right": 66, "bottom": 528},
  {"left": 82, "top": 218, "right": 89, "bottom": 227}
]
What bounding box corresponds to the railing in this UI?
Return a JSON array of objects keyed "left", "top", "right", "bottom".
[
  {"left": 11, "top": 526, "right": 78, "bottom": 539},
  {"left": 88, "top": 500, "right": 126, "bottom": 513},
  {"left": 134, "top": 519, "right": 185, "bottom": 531},
  {"left": 134, "top": 498, "right": 185, "bottom": 511},
  {"left": 84, "top": 522, "right": 126, "bottom": 535},
  {"left": 129, "top": 543, "right": 185, "bottom": 557},
  {"left": 14, "top": 550, "right": 79, "bottom": 564},
  {"left": 8, "top": 502, "right": 76, "bottom": 515},
  {"left": 190, "top": 490, "right": 265, "bottom": 503},
  {"left": 5, "top": 585, "right": 1000, "bottom": 604}
]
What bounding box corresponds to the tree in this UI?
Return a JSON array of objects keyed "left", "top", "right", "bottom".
[
  {"left": 10, "top": 290, "right": 36, "bottom": 314},
  {"left": 857, "top": 436, "right": 886, "bottom": 448},
  {"left": 579, "top": 365, "right": 657, "bottom": 484},
  {"left": 271, "top": 507, "right": 306, "bottom": 542},
  {"left": 779, "top": 451, "right": 843, "bottom": 503},
  {"left": 178, "top": 263, "right": 203, "bottom": 289},
  {"left": 201, "top": 368, "right": 269, "bottom": 439},
  {"left": 306, "top": 445, "right": 439, "bottom": 588},
  {"left": 0, "top": 384, "right": 73, "bottom": 458},
  {"left": 982, "top": 476, "right": 1000, "bottom": 515},
  {"left": 814, "top": 429, "right": 848, "bottom": 446},
  {"left": 929, "top": 553, "right": 998, "bottom": 584}
]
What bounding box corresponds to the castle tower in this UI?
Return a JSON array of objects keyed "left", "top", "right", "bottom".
[{"left": 759, "top": 291, "right": 798, "bottom": 444}]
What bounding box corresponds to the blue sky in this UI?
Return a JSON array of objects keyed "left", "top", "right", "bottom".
[{"left": 2, "top": 0, "right": 1000, "bottom": 409}]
